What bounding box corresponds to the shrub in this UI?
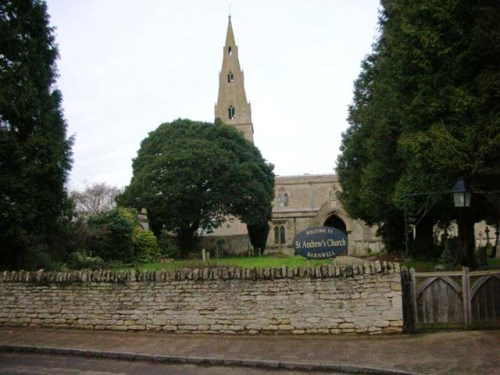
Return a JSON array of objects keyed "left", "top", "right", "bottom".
[
  {"left": 67, "top": 252, "right": 106, "bottom": 270},
  {"left": 87, "top": 208, "right": 135, "bottom": 262},
  {"left": 133, "top": 228, "right": 161, "bottom": 263},
  {"left": 21, "top": 247, "right": 61, "bottom": 271},
  {"left": 84, "top": 207, "right": 162, "bottom": 264}
]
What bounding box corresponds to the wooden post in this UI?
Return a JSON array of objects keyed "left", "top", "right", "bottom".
[
  {"left": 401, "top": 267, "right": 417, "bottom": 333},
  {"left": 462, "top": 267, "right": 471, "bottom": 329}
]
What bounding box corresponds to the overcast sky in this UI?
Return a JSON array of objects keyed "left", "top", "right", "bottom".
[{"left": 45, "top": 0, "right": 381, "bottom": 190}]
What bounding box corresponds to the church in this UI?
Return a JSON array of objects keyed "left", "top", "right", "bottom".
[{"left": 211, "top": 17, "right": 382, "bottom": 256}]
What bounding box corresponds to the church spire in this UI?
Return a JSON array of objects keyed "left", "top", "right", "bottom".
[
  {"left": 225, "top": 15, "right": 236, "bottom": 48},
  {"left": 214, "top": 17, "right": 254, "bottom": 143}
]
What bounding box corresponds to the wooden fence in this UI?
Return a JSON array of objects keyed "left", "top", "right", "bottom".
[{"left": 401, "top": 267, "right": 500, "bottom": 332}]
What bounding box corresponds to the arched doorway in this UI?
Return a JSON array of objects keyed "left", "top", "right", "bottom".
[{"left": 324, "top": 214, "right": 347, "bottom": 234}]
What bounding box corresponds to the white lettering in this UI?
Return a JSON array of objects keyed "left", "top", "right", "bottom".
[{"left": 305, "top": 228, "right": 327, "bottom": 236}]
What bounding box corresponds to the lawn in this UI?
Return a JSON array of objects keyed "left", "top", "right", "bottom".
[
  {"left": 134, "top": 255, "right": 333, "bottom": 271},
  {"left": 402, "top": 257, "right": 500, "bottom": 271},
  {"left": 127, "top": 254, "right": 500, "bottom": 273}
]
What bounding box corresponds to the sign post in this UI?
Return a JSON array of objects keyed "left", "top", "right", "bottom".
[{"left": 293, "top": 226, "right": 348, "bottom": 260}]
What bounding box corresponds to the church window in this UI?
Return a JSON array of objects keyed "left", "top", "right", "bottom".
[
  {"left": 277, "top": 193, "right": 283, "bottom": 207},
  {"left": 227, "top": 72, "right": 234, "bottom": 83},
  {"left": 228, "top": 46, "right": 232, "bottom": 55},
  {"left": 228, "top": 105, "right": 235, "bottom": 119},
  {"left": 277, "top": 192, "right": 289, "bottom": 207},
  {"left": 274, "top": 224, "right": 286, "bottom": 244}
]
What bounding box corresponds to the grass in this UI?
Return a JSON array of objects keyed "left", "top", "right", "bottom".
[
  {"left": 133, "top": 255, "right": 336, "bottom": 271},
  {"left": 113, "top": 253, "right": 500, "bottom": 273},
  {"left": 484, "top": 257, "right": 500, "bottom": 269},
  {"left": 406, "top": 256, "right": 500, "bottom": 272},
  {"left": 401, "top": 259, "right": 449, "bottom": 272},
  {"left": 380, "top": 255, "right": 500, "bottom": 272}
]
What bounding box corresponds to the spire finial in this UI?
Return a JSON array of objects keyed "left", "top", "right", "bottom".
[{"left": 228, "top": 3, "right": 233, "bottom": 19}]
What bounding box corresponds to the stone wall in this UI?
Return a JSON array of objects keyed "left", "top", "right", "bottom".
[{"left": 0, "top": 262, "right": 402, "bottom": 335}]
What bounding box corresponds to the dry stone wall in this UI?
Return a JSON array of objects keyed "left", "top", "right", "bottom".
[{"left": 0, "top": 262, "right": 402, "bottom": 335}]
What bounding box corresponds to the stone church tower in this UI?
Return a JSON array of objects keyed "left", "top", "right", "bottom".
[
  {"left": 210, "top": 16, "right": 253, "bottom": 244},
  {"left": 214, "top": 16, "right": 254, "bottom": 143}
]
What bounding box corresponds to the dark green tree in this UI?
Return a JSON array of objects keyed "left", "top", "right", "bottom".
[
  {"left": 337, "top": 0, "right": 500, "bottom": 268},
  {"left": 118, "top": 119, "right": 274, "bottom": 257},
  {"left": 0, "top": 0, "right": 73, "bottom": 270},
  {"left": 87, "top": 209, "right": 136, "bottom": 263},
  {"left": 337, "top": 51, "right": 406, "bottom": 253}
]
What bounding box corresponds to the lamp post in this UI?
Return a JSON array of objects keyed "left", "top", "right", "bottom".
[
  {"left": 452, "top": 178, "right": 476, "bottom": 268},
  {"left": 452, "top": 178, "right": 471, "bottom": 209}
]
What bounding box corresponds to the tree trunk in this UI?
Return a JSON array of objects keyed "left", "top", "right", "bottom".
[
  {"left": 413, "top": 216, "right": 435, "bottom": 258},
  {"left": 457, "top": 209, "right": 478, "bottom": 269},
  {"left": 381, "top": 212, "right": 406, "bottom": 254},
  {"left": 247, "top": 223, "right": 270, "bottom": 254},
  {"left": 177, "top": 222, "right": 199, "bottom": 258}
]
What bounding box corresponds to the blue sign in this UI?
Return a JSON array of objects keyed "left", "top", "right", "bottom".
[{"left": 294, "top": 226, "right": 348, "bottom": 259}]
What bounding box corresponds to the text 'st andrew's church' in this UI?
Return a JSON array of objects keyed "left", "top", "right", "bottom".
[{"left": 211, "top": 16, "right": 382, "bottom": 256}]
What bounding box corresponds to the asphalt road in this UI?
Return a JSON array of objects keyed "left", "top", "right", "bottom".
[{"left": 0, "top": 353, "right": 344, "bottom": 375}]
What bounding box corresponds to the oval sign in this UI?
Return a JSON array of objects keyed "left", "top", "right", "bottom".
[{"left": 294, "top": 226, "right": 348, "bottom": 259}]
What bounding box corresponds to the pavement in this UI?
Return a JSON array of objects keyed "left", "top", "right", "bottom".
[{"left": 0, "top": 328, "right": 499, "bottom": 375}]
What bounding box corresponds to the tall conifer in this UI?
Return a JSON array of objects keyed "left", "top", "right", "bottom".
[{"left": 0, "top": 0, "right": 73, "bottom": 269}]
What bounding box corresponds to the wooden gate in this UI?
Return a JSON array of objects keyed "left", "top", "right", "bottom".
[{"left": 401, "top": 268, "right": 500, "bottom": 332}]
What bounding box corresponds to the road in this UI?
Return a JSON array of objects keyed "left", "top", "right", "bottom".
[{"left": 0, "top": 353, "right": 344, "bottom": 375}]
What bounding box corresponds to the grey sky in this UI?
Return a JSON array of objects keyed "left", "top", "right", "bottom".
[{"left": 45, "top": 0, "right": 381, "bottom": 190}]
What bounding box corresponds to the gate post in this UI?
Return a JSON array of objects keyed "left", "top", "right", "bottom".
[
  {"left": 401, "top": 267, "right": 417, "bottom": 333},
  {"left": 462, "top": 267, "right": 472, "bottom": 329}
]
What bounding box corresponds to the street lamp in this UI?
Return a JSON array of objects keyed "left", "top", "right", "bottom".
[
  {"left": 451, "top": 178, "right": 476, "bottom": 268},
  {"left": 452, "top": 178, "right": 471, "bottom": 208}
]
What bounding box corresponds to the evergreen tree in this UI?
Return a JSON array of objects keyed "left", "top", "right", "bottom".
[
  {"left": 338, "top": 0, "right": 500, "bottom": 267},
  {"left": 0, "top": 0, "right": 73, "bottom": 269},
  {"left": 119, "top": 119, "right": 274, "bottom": 257}
]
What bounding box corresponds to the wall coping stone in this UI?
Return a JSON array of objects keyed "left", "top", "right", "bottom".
[{"left": 0, "top": 261, "right": 399, "bottom": 284}]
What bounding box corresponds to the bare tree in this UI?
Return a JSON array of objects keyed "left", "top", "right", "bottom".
[{"left": 71, "top": 183, "right": 121, "bottom": 218}]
